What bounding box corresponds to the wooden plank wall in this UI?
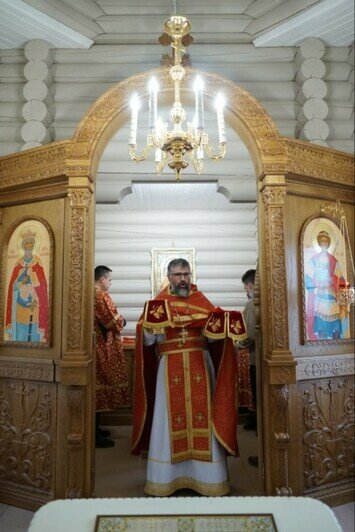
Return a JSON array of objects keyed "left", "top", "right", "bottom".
[{"left": 0, "top": 44, "right": 353, "bottom": 155}]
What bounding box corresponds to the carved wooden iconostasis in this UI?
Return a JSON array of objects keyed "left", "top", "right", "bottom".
[
  {"left": 285, "top": 194, "right": 354, "bottom": 505},
  {"left": 0, "top": 67, "right": 353, "bottom": 510}
]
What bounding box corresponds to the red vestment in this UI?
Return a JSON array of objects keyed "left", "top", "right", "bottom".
[
  {"left": 94, "top": 288, "right": 130, "bottom": 411},
  {"left": 236, "top": 347, "right": 254, "bottom": 410},
  {"left": 132, "top": 284, "right": 242, "bottom": 462}
]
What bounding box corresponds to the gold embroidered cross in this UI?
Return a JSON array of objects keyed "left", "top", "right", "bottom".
[
  {"left": 193, "top": 373, "right": 203, "bottom": 383},
  {"left": 231, "top": 319, "right": 243, "bottom": 333},
  {"left": 210, "top": 317, "right": 221, "bottom": 332},
  {"left": 175, "top": 414, "right": 184, "bottom": 425},
  {"left": 149, "top": 304, "right": 164, "bottom": 319},
  {"left": 172, "top": 375, "right": 181, "bottom": 385},
  {"left": 195, "top": 412, "right": 205, "bottom": 423},
  {"left": 178, "top": 327, "right": 188, "bottom": 346}
]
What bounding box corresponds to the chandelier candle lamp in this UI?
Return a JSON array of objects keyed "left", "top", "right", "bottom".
[{"left": 128, "top": 15, "right": 227, "bottom": 180}]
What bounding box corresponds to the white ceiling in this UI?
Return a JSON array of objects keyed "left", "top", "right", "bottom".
[
  {"left": 115, "top": 182, "right": 245, "bottom": 210},
  {"left": 253, "top": 0, "right": 355, "bottom": 47},
  {"left": 0, "top": 0, "right": 353, "bottom": 49}
]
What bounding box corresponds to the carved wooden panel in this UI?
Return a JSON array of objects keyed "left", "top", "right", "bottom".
[
  {"left": 0, "top": 378, "right": 56, "bottom": 503},
  {"left": 285, "top": 139, "right": 354, "bottom": 185},
  {"left": 66, "top": 190, "right": 91, "bottom": 352},
  {"left": 270, "top": 385, "right": 293, "bottom": 495},
  {"left": 0, "top": 142, "right": 69, "bottom": 191},
  {"left": 0, "top": 359, "right": 54, "bottom": 382},
  {"left": 66, "top": 386, "right": 85, "bottom": 498},
  {"left": 300, "top": 377, "right": 354, "bottom": 492},
  {"left": 261, "top": 185, "right": 289, "bottom": 350},
  {"left": 296, "top": 354, "right": 354, "bottom": 381}
]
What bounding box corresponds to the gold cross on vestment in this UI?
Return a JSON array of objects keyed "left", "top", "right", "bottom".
[
  {"left": 178, "top": 327, "right": 188, "bottom": 346},
  {"left": 175, "top": 414, "right": 184, "bottom": 425},
  {"left": 195, "top": 412, "right": 205, "bottom": 423}
]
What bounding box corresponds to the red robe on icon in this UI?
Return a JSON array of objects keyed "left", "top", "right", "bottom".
[{"left": 5, "top": 256, "right": 48, "bottom": 342}]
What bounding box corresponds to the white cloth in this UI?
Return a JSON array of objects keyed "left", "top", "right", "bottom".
[
  {"left": 144, "top": 335, "right": 229, "bottom": 496},
  {"left": 28, "top": 497, "right": 343, "bottom": 532}
]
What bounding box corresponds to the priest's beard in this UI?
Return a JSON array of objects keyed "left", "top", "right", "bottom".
[{"left": 174, "top": 282, "right": 190, "bottom": 297}]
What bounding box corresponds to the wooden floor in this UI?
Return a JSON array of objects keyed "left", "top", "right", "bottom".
[{"left": 1, "top": 424, "right": 353, "bottom": 530}]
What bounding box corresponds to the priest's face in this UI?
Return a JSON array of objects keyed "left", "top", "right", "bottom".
[{"left": 168, "top": 266, "right": 191, "bottom": 297}]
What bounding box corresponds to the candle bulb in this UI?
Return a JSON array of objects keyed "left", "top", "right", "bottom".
[
  {"left": 196, "top": 145, "right": 204, "bottom": 160},
  {"left": 155, "top": 148, "right": 162, "bottom": 163},
  {"left": 156, "top": 116, "right": 165, "bottom": 141},
  {"left": 216, "top": 93, "right": 226, "bottom": 144},
  {"left": 194, "top": 76, "right": 204, "bottom": 130},
  {"left": 149, "top": 77, "right": 158, "bottom": 130},
  {"left": 129, "top": 94, "right": 140, "bottom": 146}
]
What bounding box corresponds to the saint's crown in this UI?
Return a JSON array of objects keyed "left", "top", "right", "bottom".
[{"left": 20, "top": 228, "right": 36, "bottom": 241}]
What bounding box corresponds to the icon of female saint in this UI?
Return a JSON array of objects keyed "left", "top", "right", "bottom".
[{"left": 5, "top": 228, "right": 48, "bottom": 342}]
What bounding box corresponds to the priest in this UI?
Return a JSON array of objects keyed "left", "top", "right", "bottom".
[{"left": 131, "top": 258, "right": 247, "bottom": 496}]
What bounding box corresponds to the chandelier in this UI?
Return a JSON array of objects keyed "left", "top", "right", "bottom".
[{"left": 128, "top": 14, "right": 227, "bottom": 180}]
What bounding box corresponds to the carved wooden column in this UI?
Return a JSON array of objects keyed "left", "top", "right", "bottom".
[
  {"left": 56, "top": 177, "right": 94, "bottom": 499},
  {"left": 260, "top": 176, "right": 296, "bottom": 496}
]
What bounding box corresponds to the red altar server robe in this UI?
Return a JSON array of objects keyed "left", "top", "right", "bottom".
[{"left": 94, "top": 288, "right": 130, "bottom": 411}]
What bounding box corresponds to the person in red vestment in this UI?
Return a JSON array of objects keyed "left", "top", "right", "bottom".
[
  {"left": 94, "top": 265, "right": 129, "bottom": 448},
  {"left": 5, "top": 229, "right": 48, "bottom": 343},
  {"left": 239, "top": 268, "right": 258, "bottom": 468},
  {"left": 132, "top": 258, "right": 246, "bottom": 496}
]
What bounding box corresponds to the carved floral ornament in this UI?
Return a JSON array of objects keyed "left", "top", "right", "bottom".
[
  {"left": 0, "top": 141, "right": 69, "bottom": 186},
  {"left": 261, "top": 187, "right": 287, "bottom": 206},
  {"left": 66, "top": 193, "right": 90, "bottom": 352},
  {"left": 302, "top": 378, "right": 354, "bottom": 490},
  {"left": 68, "top": 190, "right": 91, "bottom": 209},
  {"left": 0, "top": 359, "right": 54, "bottom": 381},
  {"left": 298, "top": 356, "right": 354, "bottom": 379},
  {"left": 0, "top": 379, "right": 55, "bottom": 493},
  {"left": 285, "top": 139, "right": 354, "bottom": 185},
  {"left": 262, "top": 187, "right": 290, "bottom": 352}
]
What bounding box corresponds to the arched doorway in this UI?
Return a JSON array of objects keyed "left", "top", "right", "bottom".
[{"left": 74, "top": 67, "right": 296, "bottom": 497}]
